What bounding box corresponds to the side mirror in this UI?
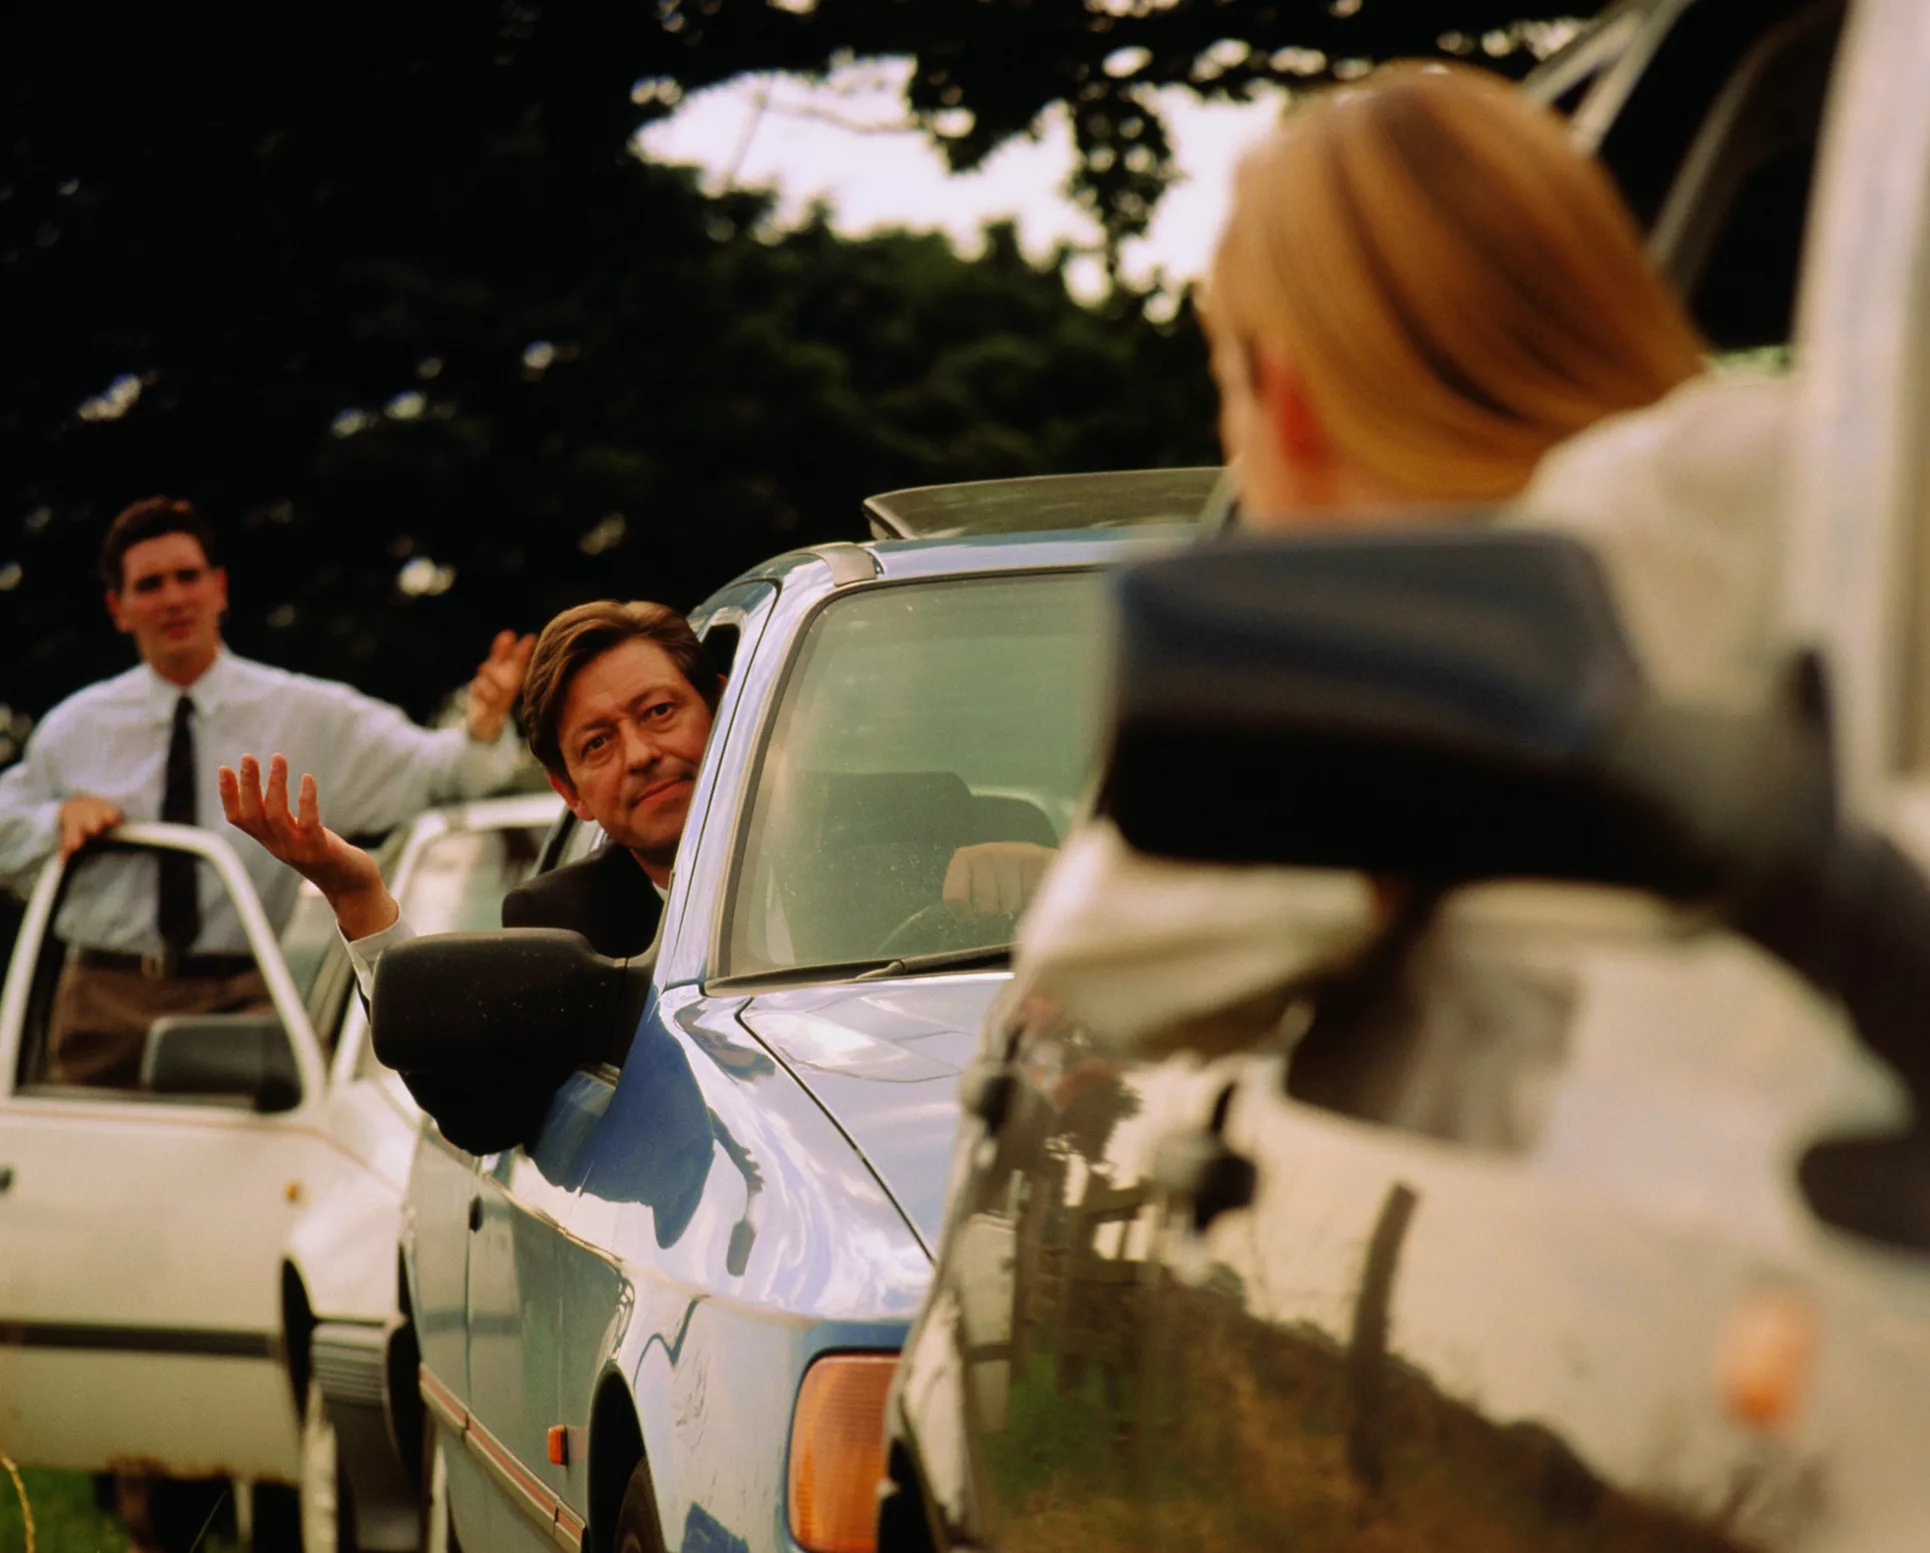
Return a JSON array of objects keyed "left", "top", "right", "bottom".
[
  {"left": 142, "top": 1014, "right": 302, "bottom": 1113},
  {"left": 1101, "top": 530, "right": 1930, "bottom": 1253},
  {"left": 1102, "top": 529, "right": 1827, "bottom": 899},
  {"left": 371, "top": 928, "right": 636, "bottom": 1153}
]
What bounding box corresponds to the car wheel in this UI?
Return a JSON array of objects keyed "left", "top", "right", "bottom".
[
  {"left": 300, "top": 1374, "right": 358, "bottom": 1553},
  {"left": 612, "top": 1458, "right": 666, "bottom": 1553},
  {"left": 250, "top": 1482, "right": 302, "bottom": 1553},
  {"left": 420, "top": 1410, "right": 461, "bottom": 1553}
]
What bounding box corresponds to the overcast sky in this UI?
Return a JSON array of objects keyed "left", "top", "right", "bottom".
[{"left": 636, "top": 60, "right": 1289, "bottom": 305}]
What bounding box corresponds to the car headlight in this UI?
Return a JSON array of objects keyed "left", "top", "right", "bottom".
[{"left": 787, "top": 1353, "right": 896, "bottom": 1553}]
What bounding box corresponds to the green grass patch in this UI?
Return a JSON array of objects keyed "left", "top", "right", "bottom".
[{"left": 0, "top": 1467, "right": 129, "bottom": 1553}]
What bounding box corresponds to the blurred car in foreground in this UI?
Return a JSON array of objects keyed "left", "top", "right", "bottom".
[
  {"left": 372, "top": 473, "right": 1211, "bottom": 1553},
  {"left": 881, "top": 2, "right": 1930, "bottom": 1551},
  {"left": 0, "top": 790, "right": 558, "bottom": 1553}
]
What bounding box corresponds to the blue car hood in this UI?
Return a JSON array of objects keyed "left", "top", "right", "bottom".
[{"left": 736, "top": 974, "right": 1003, "bottom": 1250}]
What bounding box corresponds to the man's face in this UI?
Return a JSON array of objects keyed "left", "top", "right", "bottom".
[
  {"left": 551, "top": 639, "right": 716, "bottom": 870},
  {"left": 105, "top": 532, "right": 228, "bottom": 679}
]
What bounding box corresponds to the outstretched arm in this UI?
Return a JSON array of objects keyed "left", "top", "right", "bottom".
[{"left": 219, "top": 753, "right": 400, "bottom": 940}]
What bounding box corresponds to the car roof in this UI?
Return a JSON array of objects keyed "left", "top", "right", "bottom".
[{"left": 730, "top": 520, "right": 1196, "bottom": 594}]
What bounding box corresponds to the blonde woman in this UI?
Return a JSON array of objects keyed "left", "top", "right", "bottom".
[
  {"left": 1206, "top": 59, "right": 1703, "bottom": 519},
  {"left": 1017, "top": 61, "right": 1788, "bottom": 1078}
]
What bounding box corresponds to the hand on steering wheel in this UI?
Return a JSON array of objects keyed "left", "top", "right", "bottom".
[{"left": 941, "top": 842, "right": 1055, "bottom": 922}]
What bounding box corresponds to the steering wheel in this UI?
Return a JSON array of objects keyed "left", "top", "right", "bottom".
[{"left": 875, "top": 901, "right": 1016, "bottom": 961}]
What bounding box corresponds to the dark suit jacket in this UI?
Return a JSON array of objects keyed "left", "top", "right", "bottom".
[{"left": 501, "top": 843, "right": 663, "bottom": 959}]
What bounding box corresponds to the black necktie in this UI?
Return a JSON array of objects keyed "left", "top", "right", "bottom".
[{"left": 158, "top": 694, "right": 200, "bottom": 961}]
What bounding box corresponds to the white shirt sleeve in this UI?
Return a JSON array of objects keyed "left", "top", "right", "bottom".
[
  {"left": 0, "top": 718, "right": 67, "bottom": 895},
  {"left": 297, "top": 682, "right": 525, "bottom": 839},
  {"left": 345, "top": 912, "right": 418, "bottom": 1003}
]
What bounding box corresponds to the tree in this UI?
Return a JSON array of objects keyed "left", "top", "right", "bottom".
[{"left": 0, "top": 0, "right": 1590, "bottom": 732}]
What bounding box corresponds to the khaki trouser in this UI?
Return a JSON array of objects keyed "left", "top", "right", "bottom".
[{"left": 49, "top": 961, "right": 272, "bottom": 1089}]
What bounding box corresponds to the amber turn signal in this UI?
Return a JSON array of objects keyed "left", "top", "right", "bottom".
[
  {"left": 787, "top": 1353, "right": 896, "bottom": 1553},
  {"left": 1717, "top": 1285, "right": 1818, "bottom": 1431}
]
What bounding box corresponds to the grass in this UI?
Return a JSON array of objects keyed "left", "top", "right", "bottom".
[
  {"left": 0, "top": 1466, "right": 129, "bottom": 1553},
  {"left": 0, "top": 1467, "right": 241, "bottom": 1553}
]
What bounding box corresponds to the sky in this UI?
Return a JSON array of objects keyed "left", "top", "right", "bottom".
[{"left": 635, "top": 59, "right": 1290, "bottom": 306}]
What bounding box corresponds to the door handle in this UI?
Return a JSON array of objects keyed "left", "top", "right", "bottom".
[
  {"left": 0, "top": 1166, "right": 13, "bottom": 1194},
  {"left": 468, "top": 1196, "right": 483, "bottom": 1233}
]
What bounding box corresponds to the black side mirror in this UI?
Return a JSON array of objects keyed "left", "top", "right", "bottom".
[
  {"left": 371, "top": 928, "right": 636, "bottom": 1153},
  {"left": 142, "top": 1014, "right": 301, "bottom": 1113},
  {"left": 1103, "top": 529, "right": 1827, "bottom": 899},
  {"left": 1102, "top": 529, "right": 1930, "bottom": 1252}
]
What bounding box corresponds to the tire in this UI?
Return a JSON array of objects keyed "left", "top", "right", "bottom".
[
  {"left": 139, "top": 1475, "right": 233, "bottom": 1553},
  {"left": 420, "top": 1409, "right": 461, "bottom": 1553},
  {"left": 612, "top": 1459, "right": 666, "bottom": 1553},
  {"left": 300, "top": 1374, "right": 358, "bottom": 1553},
  {"left": 250, "top": 1483, "right": 302, "bottom": 1553}
]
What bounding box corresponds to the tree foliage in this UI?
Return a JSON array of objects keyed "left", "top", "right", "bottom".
[{"left": 0, "top": 0, "right": 1590, "bottom": 735}]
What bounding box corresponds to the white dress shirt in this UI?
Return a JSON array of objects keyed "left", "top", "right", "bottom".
[{"left": 0, "top": 648, "right": 524, "bottom": 956}]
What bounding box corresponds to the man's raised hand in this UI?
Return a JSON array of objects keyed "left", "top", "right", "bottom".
[
  {"left": 467, "top": 629, "right": 536, "bottom": 744},
  {"left": 219, "top": 753, "right": 399, "bottom": 940}
]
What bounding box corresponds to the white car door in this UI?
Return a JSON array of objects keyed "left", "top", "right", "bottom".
[{"left": 0, "top": 823, "right": 336, "bottom": 1481}]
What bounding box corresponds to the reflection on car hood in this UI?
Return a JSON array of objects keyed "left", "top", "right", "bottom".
[{"left": 736, "top": 974, "right": 1003, "bottom": 1249}]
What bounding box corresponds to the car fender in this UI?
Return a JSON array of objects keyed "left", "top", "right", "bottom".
[{"left": 286, "top": 1149, "right": 407, "bottom": 1328}]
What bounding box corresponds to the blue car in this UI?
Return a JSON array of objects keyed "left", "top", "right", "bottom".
[{"left": 376, "top": 472, "right": 1212, "bottom": 1553}]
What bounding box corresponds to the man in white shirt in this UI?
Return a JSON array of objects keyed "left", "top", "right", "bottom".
[{"left": 0, "top": 495, "right": 534, "bottom": 1086}]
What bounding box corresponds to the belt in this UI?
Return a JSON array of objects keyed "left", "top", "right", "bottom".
[{"left": 74, "top": 948, "right": 259, "bottom": 981}]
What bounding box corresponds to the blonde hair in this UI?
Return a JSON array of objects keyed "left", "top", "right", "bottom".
[{"left": 1210, "top": 61, "right": 1706, "bottom": 502}]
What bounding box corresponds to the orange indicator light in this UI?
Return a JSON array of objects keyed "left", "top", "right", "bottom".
[
  {"left": 1718, "top": 1285, "right": 1818, "bottom": 1432},
  {"left": 787, "top": 1353, "right": 896, "bottom": 1553},
  {"left": 547, "top": 1425, "right": 569, "bottom": 1466}
]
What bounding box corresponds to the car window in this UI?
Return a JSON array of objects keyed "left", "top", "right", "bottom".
[
  {"left": 1547, "top": 0, "right": 1837, "bottom": 353},
  {"left": 345, "top": 820, "right": 550, "bottom": 1080},
  {"left": 395, "top": 824, "right": 546, "bottom": 936},
  {"left": 1649, "top": 0, "right": 1839, "bottom": 352},
  {"left": 723, "top": 572, "right": 1107, "bottom": 977},
  {"left": 12, "top": 842, "right": 300, "bottom": 1107},
  {"left": 279, "top": 882, "right": 343, "bottom": 1005}
]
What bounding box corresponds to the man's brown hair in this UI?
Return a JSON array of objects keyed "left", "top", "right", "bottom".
[
  {"left": 99, "top": 496, "right": 221, "bottom": 591},
  {"left": 523, "top": 600, "right": 721, "bottom": 779}
]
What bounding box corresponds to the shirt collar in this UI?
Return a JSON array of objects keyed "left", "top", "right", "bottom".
[{"left": 139, "top": 645, "right": 240, "bottom": 722}]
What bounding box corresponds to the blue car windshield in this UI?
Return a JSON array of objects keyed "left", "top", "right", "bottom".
[{"left": 724, "top": 571, "right": 1108, "bottom": 977}]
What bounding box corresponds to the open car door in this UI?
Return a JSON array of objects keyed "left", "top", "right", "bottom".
[{"left": 0, "top": 823, "right": 335, "bottom": 1482}]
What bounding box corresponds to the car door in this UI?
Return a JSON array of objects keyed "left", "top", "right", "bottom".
[
  {"left": 455, "top": 587, "right": 776, "bottom": 1551},
  {"left": 1125, "top": 896, "right": 1930, "bottom": 1553},
  {"left": 427, "top": 805, "right": 603, "bottom": 1553},
  {"left": 0, "top": 823, "right": 335, "bottom": 1479}
]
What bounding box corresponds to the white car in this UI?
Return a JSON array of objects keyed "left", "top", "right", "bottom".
[
  {"left": 0, "top": 791, "right": 562, "bottom": 1552},
  {"left": 883, "top": 4, "right": 1930, "bottom": 1551}
]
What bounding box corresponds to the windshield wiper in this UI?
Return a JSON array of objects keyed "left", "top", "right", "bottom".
[
  {"left": 709, "top": 942, "right": 1015, "bottom": 992},
  {"left": 853, "top": 943, "right": 1014, "bottom": 981}
]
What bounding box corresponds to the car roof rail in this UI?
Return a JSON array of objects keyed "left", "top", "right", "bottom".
[{"left": 810, "top": 541, "right": 882, "bottom": 586}]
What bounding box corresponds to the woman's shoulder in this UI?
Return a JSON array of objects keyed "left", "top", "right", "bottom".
[
  {"left": 1525, "top": 370, "right": 1795, "bottom": 532},
  {"left": 1514, "top": 369, "right": 1798, "bottom": 707}
]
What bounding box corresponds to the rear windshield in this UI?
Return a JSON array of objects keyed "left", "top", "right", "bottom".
[{"left": 723, "top": 572, "right": 1108, "bottom": 977}]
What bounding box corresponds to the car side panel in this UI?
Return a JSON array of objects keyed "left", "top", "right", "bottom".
[
  {"left": 405, "top": 1127, "right": 477, "bottom": 1417},
  {"left": 546, "top": 987, "right": 930, "bottom": 1553},
  {"left": 464, "top": 1150, "right": 567, "bottom": 1550},
  {"left": 897, "top": 928, "right": 1930, "bottom": 1553}
]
